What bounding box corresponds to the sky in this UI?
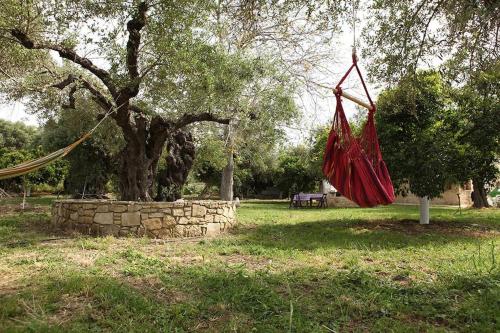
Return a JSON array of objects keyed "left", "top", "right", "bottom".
[{"left": 0, "top": 14, "right": 377, "bottom": 144}]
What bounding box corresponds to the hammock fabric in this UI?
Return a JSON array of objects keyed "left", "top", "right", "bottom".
[
  {"left": 322, "top": 56, "right": 395, "bottom": 207},
  {"left": 0, "top": 132, "right": 91, "bottom": 181}
]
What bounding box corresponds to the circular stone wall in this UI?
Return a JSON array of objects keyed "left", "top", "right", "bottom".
[{"left": 51, "top": 200, "right": 236, "bottom": 238}]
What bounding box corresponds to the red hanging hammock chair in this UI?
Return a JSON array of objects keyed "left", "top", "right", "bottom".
[{"left": 322, "top": 55, "right": 395, "bottom": 207}]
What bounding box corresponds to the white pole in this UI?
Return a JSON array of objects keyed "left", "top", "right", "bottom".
[{"left": 419, "top": 196, "right": 429, "bottom": 224}]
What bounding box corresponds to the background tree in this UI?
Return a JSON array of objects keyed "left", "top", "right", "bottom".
[
  {"left": 41, "top": 99, "right": 121, "bottom": 197},
  {"left": 376, "top": 70, "right": 456, "bottom": 224},
  {"left": 275, "top": 145, "right": 318, "bottom": 197},
  {"left": 0, "top": 119, "right": 37, "bottom": 150},
  {"left": 448, "top": 61, "right": 500, "bottom": 208},
  {"left": 208, "top": 0, "right": 352, "bottom": 200},
  {"left": 363, "top": 0, "right": 499, "bottom": 84},
  {"left": 0, "top": 119, "right": 67, "bottom": 195}
]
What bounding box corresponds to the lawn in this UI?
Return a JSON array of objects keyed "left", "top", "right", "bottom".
[{"left": 0, "top": 198, "right": 499, "bottom": 332}]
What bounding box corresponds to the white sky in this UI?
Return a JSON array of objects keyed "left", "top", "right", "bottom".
[{"left": 0, "top": 18, "right": 378, "bottom": 143}]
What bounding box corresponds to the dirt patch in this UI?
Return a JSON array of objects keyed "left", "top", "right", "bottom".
[
  {"left": 0, "top": 269, "right": 26, "bottom": 296},
  {"left": 352, "top": 219, "right": 499, "bottom": 238},
  {"left": 63, "top": 251, "right": 98, "bottom": 267}
]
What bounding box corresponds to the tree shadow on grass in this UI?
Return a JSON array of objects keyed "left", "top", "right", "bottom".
[
  {"left": 1, "top": 263, "right": 498, "bottom": 332},
  {"left": 0, "top": 212, "right": 65, "bottom": 249},
  {"left": 230, "top": 218, "right": 499, "bottom": 251}
]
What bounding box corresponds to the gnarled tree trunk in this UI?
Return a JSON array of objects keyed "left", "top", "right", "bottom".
[
  {"left": 156, "top": 130, "right": 195, "bottom": 201},
  {"left": 118, "top": 114, "right": 171, "bottom": 201}
]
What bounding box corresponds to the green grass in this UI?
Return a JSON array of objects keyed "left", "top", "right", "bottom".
[
  {"left": 0, "top": 200, "right": 499, "bottom": 332},
  {"left": 0, "top": 195, "right": 60, "bottom": 207}
]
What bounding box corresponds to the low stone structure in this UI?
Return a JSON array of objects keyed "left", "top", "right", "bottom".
[{"left": 51, "top": 200, "right": 236, "bottom": 238}]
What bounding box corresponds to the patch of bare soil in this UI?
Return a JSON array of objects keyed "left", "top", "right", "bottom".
[
  {"left": 0, "top": 269, "right": 25, "bottom": 296},
  {"left": 352, "top": 219, "right": 499, "bottom": 238},
  {"left": 63, "top": 251, "right": 98, "bottom": 267}
]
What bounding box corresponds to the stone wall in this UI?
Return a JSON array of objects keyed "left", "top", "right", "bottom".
[{"left": 51, "top": 200, "right": 236, "bottom": 238}]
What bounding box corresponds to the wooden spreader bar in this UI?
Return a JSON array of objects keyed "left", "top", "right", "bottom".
[{"left": 332, "top": 88, "right": 374, "bottom": 111}]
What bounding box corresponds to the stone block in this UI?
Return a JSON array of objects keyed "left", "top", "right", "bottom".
[
  {"left": 163, "top": 215, "right": 176, "bottom": 225},
  {"left": 100, "top": 224, "right": 120, "bottom": 236},
  {"left": 149, "top": 212, "right": 164, "bottom": 218},
  {"left": 128, "top": 204, "right": 140, "bottom": 212},
  {"left": 177, "top": 217, "right": 189, "bottom": 225},
  {"left": 121, "top": 212, "right": 141, "bottom": 226},
  {"left": 162, "top": 208, "right": 172, "bottom": 214},
  {"left": 158, "top": 226, "right": 182, "bottom": 238},
  {"left": 83, "top": 209, "right": 94, "bottom": 217},
  {"left": 192, "top": 204, "right": 207, "bottom": 217},
  {"left": 82, "top": 204, "right": 97, "bottom": 210},
  {"left": 178, "top": 225, "right": 203, "bottom": 237},
  {"left": 214, "top": 215, "right": 226, "bottom": 223},
  {"left": 141, "top": 208, "right": 158, "bottom": 213},
  {"left": 95, "top": 205, "right": 109, "bottom": 213},
  {"left": 112, "top": 205, "right": 127, "bottom": 213},
  {"left": 80, "top": 216, "right": 91, "bottom": 224},
  {"left": 94, "top": 212, "right": 113, "bottom": 224},
  {"left": 173, "top": 208, "right": 184, "bottom": 216},
  {"left": 141, "top": 213, "right": 149, "bottom": 220},
  {"left": 142, "top": 218, "right": 162, "bottom": 230},
  {"left": 70, "top": 212, "right": 78, "bottom": 221},
  {"left": 204, "top": 222, "right": 221, "bottom": 236}
]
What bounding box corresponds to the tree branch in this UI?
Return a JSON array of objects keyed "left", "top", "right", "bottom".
[
  {"left": 50, "top": 74, "right": 115, "bottom": 111},
  {"left": 62, "top": 85, "right": 77, "bottom": 109},
  {"left": 11, "top": 28, "right": 118, "bottom": 97},
  {"left": 174, "top": 112, "right": 231, "bottom": 129},
  {"left": 124, "top": 1, "right": 148, "bottom": 97},
  {"left": 51, "top": 74, "right": 77, "bottom": 89}
]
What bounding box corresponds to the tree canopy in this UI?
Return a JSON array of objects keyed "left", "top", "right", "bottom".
[
  {"left": 376, "top": 70, "right": 456, "bottom": 199},
  {"left": 363, "top": 0, "right": 499, "bottom": 84}
]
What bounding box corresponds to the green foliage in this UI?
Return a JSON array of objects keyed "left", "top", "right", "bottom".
[
  {"left": 192, "top": 131, "right": 227, "bottom": 188},
  {"left": 0, "top": 120, "right": 67, "bottom": 192},
  {"left": 275, "top": 145, "right": 318, "bottom": 195},
  {"left": 376, "top": 70, "right": 457, "bottom": 199},
  {"left": 448, "top": 61, "right": 500, "bottom": 187},
  {"left": 41, "top": 103, "right": 122, "bottom": 196},
  {"left": 308, "top": 125, "right": 330, "bottom": 181},
  {"left": 0, "top": 119, "right": 37, "bottom": 150},
  {"left": 363, "top": 0, "right": 499, "bottom": 83}
]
